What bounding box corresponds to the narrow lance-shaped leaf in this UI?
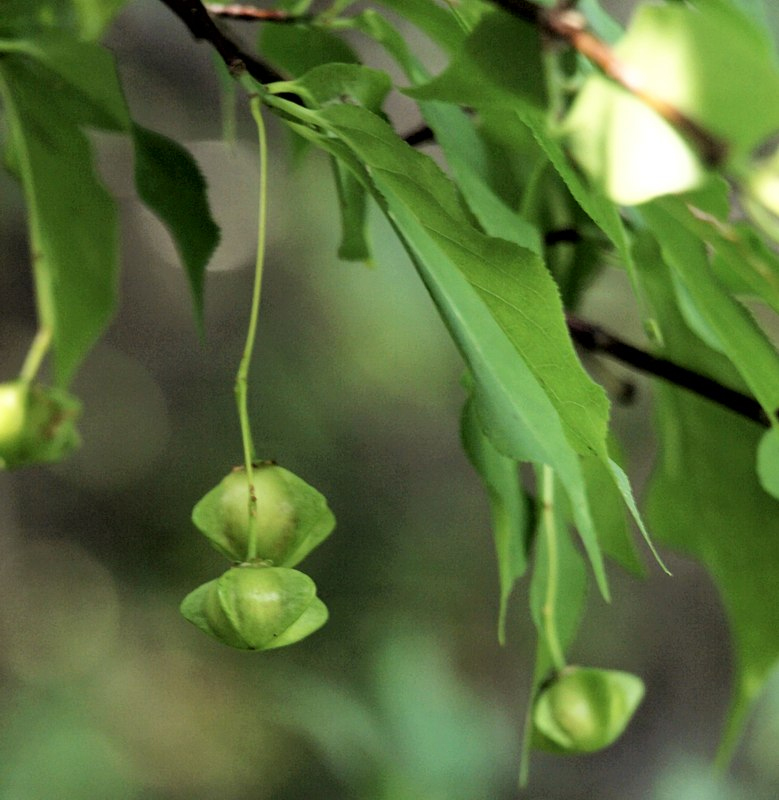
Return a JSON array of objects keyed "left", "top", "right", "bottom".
[
  {"left": 309, "top": 106, "right": 609, "bottom": 597},
  {"left": 461, "top": 390, "right": 531, "bottom": 644}
]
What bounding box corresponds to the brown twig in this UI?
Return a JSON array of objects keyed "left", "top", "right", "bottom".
[{"left": 204, "top": 4, "right": 312, "bottom": 22}]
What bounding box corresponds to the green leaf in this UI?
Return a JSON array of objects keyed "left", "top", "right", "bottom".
[
  {"left": 373, "top": 0, "right": 467, "bottom": 54},
  {"left": 643, "top": 201, "right": 779, "bottom": 421},
  {"left": 306, "top": 105, "right": 608, "bottom": 596},
  {"left": 404, "top": 10, "right": 546, "bottom": 110},
  {"left": 269, "top": 62, "right": 392, "bottom": 114},
  {"left": 581, "top": 451, "right": 643, "bottom": 576},
  {"left": 639, "top": 232, "right": 779, "bottom": 762},
  {"left": 757, "top": 428, "right": 779, "bottom": 500},
  {"left": 259, "top": 24, "right": 358, "bottom": 79},
  {"left": 0, "top": 54, "right": 120, "bottom": 386},
  {"left": 316, "top": 106, "right": 611, "bottom": 460},
  {"left": 131, "top": 124, "right": 220, "bottom": 328},
  {"left": 330, "top": 157, "right": 371, "bottom": 261},
  {"left": 461, "top": 390, "right": 530, "bottom": 644},
  {"left": 0, "top": 31, "right": 129, "bottom": 129}
]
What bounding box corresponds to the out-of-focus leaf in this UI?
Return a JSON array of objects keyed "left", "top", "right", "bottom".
[
  {"left": 757, "top": 428, "right": 779, "bottom": 500},
  {"left": 639, "top": 232, "right": 779, "bottom": 763},
  {"left": 461, "top": 390, "right": 530, "bottom": 644},
  {"left": 132, "top": 125, "right": 220, "bottom": 328},
  {"left": 269, "top": 63, "right": 392, "bottom": 114},
  {"left": 565, "top": 1, "right": 779, "bottom": 204},
  {"left": 0, "top": 54, "right": 119, "bottom": 386},
  {"left": 374, "top": 628, "right": 517, "bottom": 799},
  {"left": 373, "top": 0, "right": 467, "bottom": 54},
  {"left": 259, "top": 24, "right": 358, "bottom": 79},
  {"left": 404, "top": 11, "right": 546, "bottom": 110},
  {"left": 643, "top": 201, "right": 779, "bottom": 422}
]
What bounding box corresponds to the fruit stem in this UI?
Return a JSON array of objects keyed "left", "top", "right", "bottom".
[
  {"left": 234, "top": 95, "right": 269, "bottom": 561},
  {"left": 19, "top": 326, "right": 52, "bottom": 383},
  {"left": 541, "top": 464, "right": 566, "bottom": 672}
]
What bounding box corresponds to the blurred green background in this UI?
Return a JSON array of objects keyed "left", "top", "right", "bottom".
[{"left": 1, "top": 1, "right": 779, "bottom": 798}]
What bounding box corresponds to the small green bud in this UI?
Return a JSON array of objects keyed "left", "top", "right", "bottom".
[
  {"left": 532, "top": 666, "right": 645, "bottom": 754},
  {"left": 180, "top": 564, "right": 328, "bottom": 650},
  {"left": 192, "top": 463, "right": 335, "bottom": 565},
  {"left": 0, "top": 381, "right": 80, "bottom": 470}
]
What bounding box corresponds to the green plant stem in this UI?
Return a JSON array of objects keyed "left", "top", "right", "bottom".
[
  {"left": 234, "top": 95, "right": 269, "bottom": 562},
  {"left": 541, "top": 465, "right": 566, "bottom": 671},
  {"left": 19, "top": 327, "right": 52, "bottom": 383}
]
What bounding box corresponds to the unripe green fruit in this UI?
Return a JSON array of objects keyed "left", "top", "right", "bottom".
[
  {"left": 0, "top": 381, "right": 80, "bottom": 470},
  {"left": 532, "top": 666, "right": 645, "bottom": 754},
  {"left": 192, "top": 463, "right": 335, "bottom": 565},
  {"left": 180, "top": 564, "right": 328, "bottom": 650}
]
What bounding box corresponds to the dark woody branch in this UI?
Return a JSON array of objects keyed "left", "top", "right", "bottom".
[
  {"left": 567, "top": 315, "right": 771, "bottom": 427},
  {"left": 156, "top": 0, "right": 767, "bottom": 428}
]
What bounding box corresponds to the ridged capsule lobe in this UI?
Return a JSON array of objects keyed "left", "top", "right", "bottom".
[
  {"left": 532, "top": 666, "right": 645, "bottom": 753},
  {"left": 0, "top": 381, "right": 80, "bottom": 470},
  {"left": 180, "top": 564, "right": 328, "bottom": 650},
  {"left": 192, "top": 463, "right": 335, "bottom": 565}
]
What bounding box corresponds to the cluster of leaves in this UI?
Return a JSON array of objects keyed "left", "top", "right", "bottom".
[{"left": 4, "top": 0, "right": 779, "bottom": 784}]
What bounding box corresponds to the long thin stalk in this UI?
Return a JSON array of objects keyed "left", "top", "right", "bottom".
[{"left": 234, "top": 95, "right": 269, "bottom": 561}]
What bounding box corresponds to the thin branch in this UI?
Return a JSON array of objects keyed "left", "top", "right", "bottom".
[
  {"left": 158, "top": 0, "right": 283, "bottom": 83},
  {"left": 567, "top": 314, "right": 771, "bottom": 427},
  {"left": 205, "top": 4, "right": 313, "bottom": 22}
]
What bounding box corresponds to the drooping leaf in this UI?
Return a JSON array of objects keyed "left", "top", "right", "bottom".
[
  {"left": 0, "top": 53, "right": 120, "bottom": 386},
  {"left": 0, "top": 31, "right": 129, "bottom": 130},
  {"left": 461, "top": 390, "right": 531, "bottom": 644},
  {"left": 638, "top": 232, "right": 779, "bottom": 762},
  {"left": 581, "top": 450, "right": 643, "bottom": 576},
  {"left": 131, "top": 124, "right": 220, "bottom": 327},
  {"left": 315, "top": 105, "right": 611, "bottom": 461},
  {"left": 298, "top": 103, "right": 609, "bottom": 596},
  {"left": 330, "top": 157, "right": 371, "bottom": 261}
]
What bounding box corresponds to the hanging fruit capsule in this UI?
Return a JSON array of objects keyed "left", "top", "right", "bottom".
[
  {"left": 191, "top": 463, "right": 335, "bottom": 565},
  {"left": 0, "top": 381, "right": 80, "bottom": 470},
  {"left": 180, "top": 563, "right": 328, "bottom": 650},
  {"left": 532, "top": 666, "right": 645, "bottom": 753}
]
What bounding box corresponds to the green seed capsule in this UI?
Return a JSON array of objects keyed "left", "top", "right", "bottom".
[
  {"left": 191, "top": 464, "right": 335, "bottom": 565},
  {"left": 0, "top": 381, "right": 80, "bottom": 470},
  {"left": 532, "top": 666, "right": 645, "bottom": 753},
  {"left": 180, "top": 564, "right": 328, "bottom": 650}
]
